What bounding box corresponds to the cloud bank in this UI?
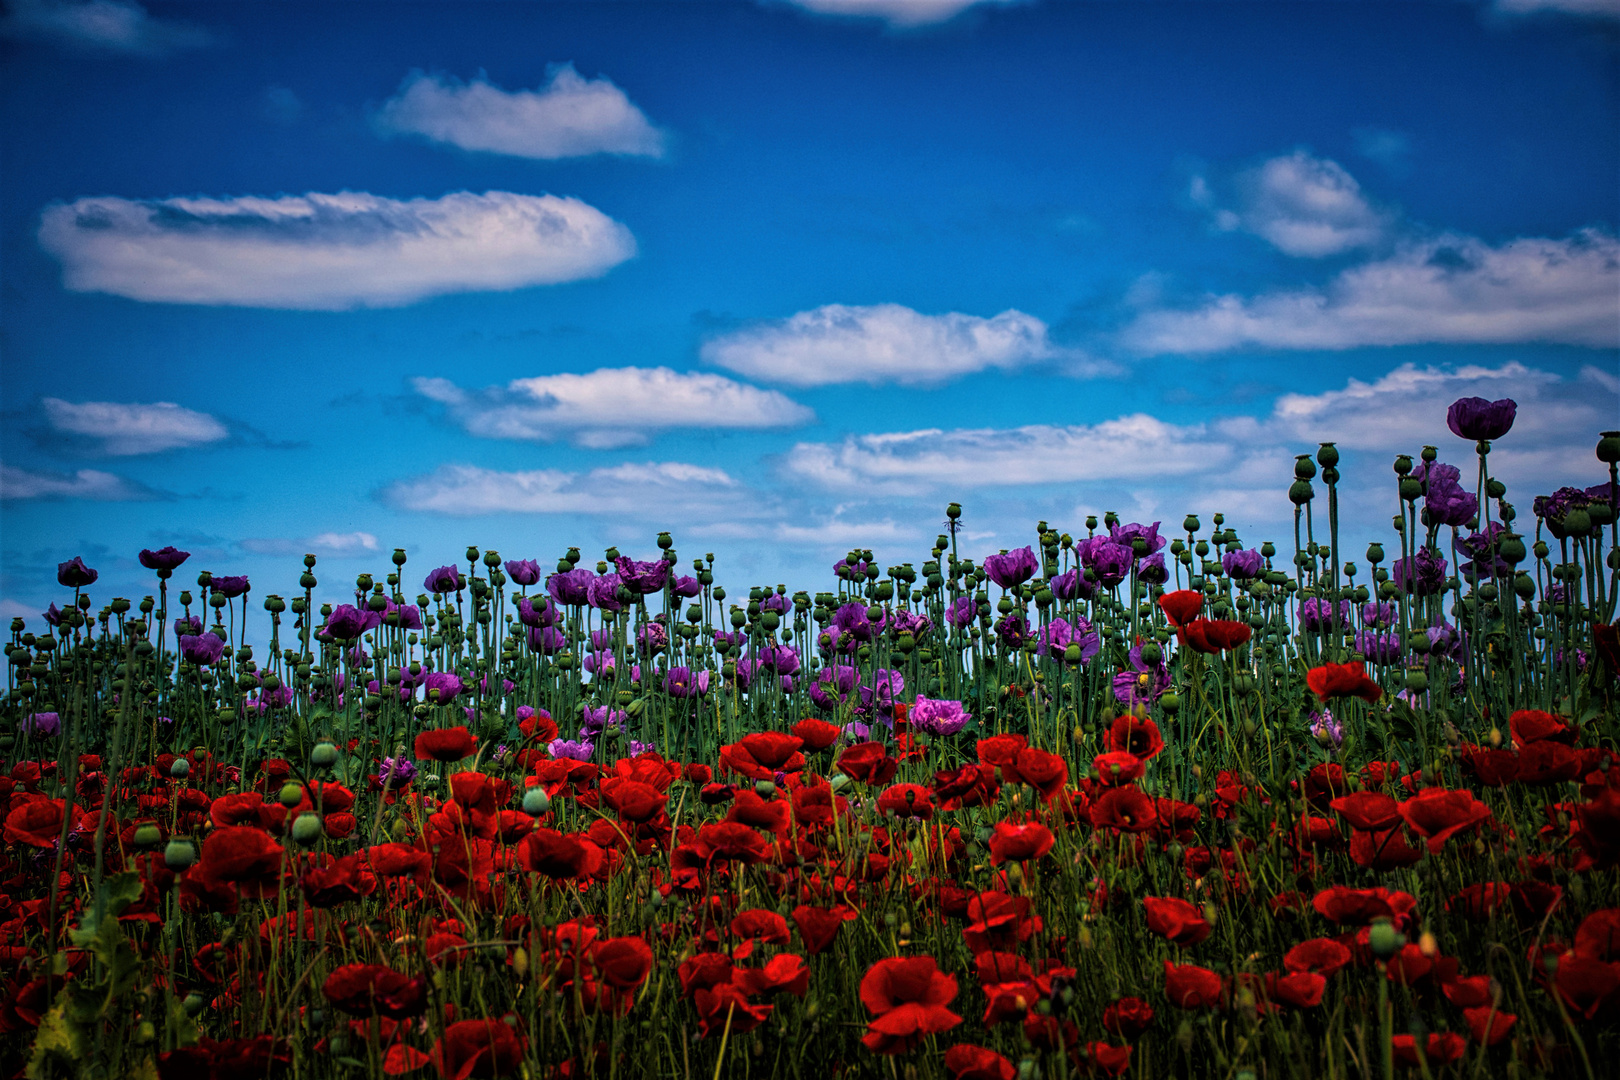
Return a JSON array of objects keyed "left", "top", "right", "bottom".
[
  {"left": 374, "top": 65, "right": 666, "bottom": 160},
  {"left": 0, "top": 463, "right": 156, "bottom": 501},
  {"left": 0, "top": 0, "right": 212, "bottom": 55},
  {"left": 39, "top": 190, "right": 636, "bottom": 310},
  {"left": 779, "top": 0, "right": 1018, "bottom": 27},
  {"left": 43, "top": 398, "right": 228, "bottom": 455},
  {"left": 1193, "top": 150, "right": 1393, "bottom": 257},
  {"left": 381, "top": 461, "right": 747, "bottom": 517}
]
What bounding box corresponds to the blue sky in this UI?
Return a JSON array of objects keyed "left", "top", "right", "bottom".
[{"left": 2, "top": 0, "right": 1617, "bottom": 623}]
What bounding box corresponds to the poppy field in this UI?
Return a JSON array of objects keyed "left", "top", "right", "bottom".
[{"left": 2, "top": 398, "right": 1619, "bottom": 1080}]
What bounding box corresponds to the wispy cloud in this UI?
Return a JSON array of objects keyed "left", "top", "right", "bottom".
[
  {"left": 703, "top": 303, "right": 1106, "bottom": 387},
  {"left": 1191, "top": 149, "right": 1393, "bottom": 257},
  {"left": 1493, "top": 0, "right": 1619, "bottom": 18},
  {"left": 239, "top": 532, "right": 380, "bottom": 557},
  {"left": 380, "top": 461, "right": 749, "bottom": 517},
  {"left": 1123, "top": 229, "right": 1620, "bottom": 354},
  {"left": 42, "top": 398, "right": 228, "bottom": 455},
  {"left": 0, "top": 462, "right": 159, "bottom": 501},
  {"left": 375, "top": 65, "right": 667, "bottom": 160},
  {"left": 38, "top": 190, "right": 636, "bottom": 310},
  {"left": 775, "top": 0, "right": 1020, "bottom": 27},
  {"left": 0, "top": 0, "right": 213, "bottom": 55},
  {"left": 414, "top": 367, "right": 813, "bottom": 448}
]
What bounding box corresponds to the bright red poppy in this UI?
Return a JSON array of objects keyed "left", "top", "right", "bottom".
[
  {"left": 1157, "top": 589, "right": 1203, "bottom": 627},
  {"left": 858, "top": 956, "right": 963, "bottom": 1055},
  {"left": 1305, "top": 661, "right": 1383, "bottom": 703},
  {"left": 1143, "top": 897, "right": 1211, "bottom": 947},
  {"left": 1396, "top": 787, "right": 1492, "bottom": 853},
  {"left": 1179, "top": 618, "right": 1252, "bottom": 654},
  {"left": 414, "top": 727, "right": 477, "bottom": 763}
]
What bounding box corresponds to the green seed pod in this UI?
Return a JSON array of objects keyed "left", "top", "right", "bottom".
[
  {"left": 164, "top": 837, "right": 196, "bottom": 871},
  {"left": 291, "top": 813, "right": 324, "bottom": 846}
]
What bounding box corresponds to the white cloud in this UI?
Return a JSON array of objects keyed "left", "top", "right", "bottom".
[
  {"left": 43, "top": 398, "right": 228, "bottom": 455},
  {"left": 374, "top": 65, "right": 666, "bottom": 160},
  {"left": 783, "top": 415, "right": 1233, "bottom": 492},
  {"left": 1494, "top": 0, "right": 1619, "bottom": 17},
  {"left": 1123, "top": 229, "right": 1620, "bottom": 354},
  {"left": 414, "top": 366, "right": 813, "bottom": 447},
  {"left": 0, "top": 0, "right": 212, "bottom": 55},
  {"left": 779, "top": 0, "right": 1019, "bottom": 26},
  {"left": 703, "top": 303, "right": 1096, "bottom": 387},
  {"left": 1353, "top": 128, "right": 1411, "bottom": 171},
  {"left": 1194, "top": 150, "right": 1392, "bottom": 257},
  {"left": 239, "top": 532, "right": 380, "bottom": 558},
  {"left": 0, "top": 462, "right": 154, "bottom": 501},
  {"left": 381, "top": 461, "right": 748, "bottom": 517},
  {"left": 38, "top": 190, "right": 636, "bottom": 310}
]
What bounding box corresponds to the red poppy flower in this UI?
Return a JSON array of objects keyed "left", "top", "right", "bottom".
[
  {"left": 693, "top": 983, "right": 773, "bottom": 1039},
  {"left": 1463, "top": 1006, "right": 1516, "bottom": 1046},
  {"left": 1004, "top": 747, "right": 1068, "bottom": 799},
  {"left": 1093, "top": 751, "right": 1145, "bottom": 786},
  {"left": 1311, "top": 886, "right": 1414, "bottom": 926},
  {"left": 792, "top": 904, "right": 855, "bottom": 955},
  {"left": 1072, "top": 1041, "right": 1133, "bottom": 1078},
  {"left": 836, "top": 742, "right": 899, "bottom": 786},
  {"left": 302, "top": 854, "right": 377, "bottom": 908},
  {"left": 1143, "top": 897, "right": 1211, "bottom": 947},
  {"left": 1461, "top": 746, "right": 1520, "bottom": 787},
  {"left": 1328, "top": 792, "right": 1400, "bottom": 832},
  {"left": 858, "top": 956, "right": 962, "bottom": 1055},
  {"left": 1101, "top": 996, "right": 1154, "bottom": 1039},
  {"left": 988, "top": 821, "right": 1055, "bottom": 865},
  {"left": 791, "top": 717, "right": 842, "bottom": 752},
  {"left": 1178, "top": 618, "right": 1251, "bottom": 654},
  {"left": 876, "top": 783, "right": 936, "bottom": 820},
  {"left": 1163, "top": 961, "right": 1224, "bottom": 1008},
  {"left": 201, "top": 825, "right": 284, "bottom": 883},
  {"left": 430, "top": 1017, "right": 524, "bottom": 1080},
  {"left": 1517, "top": 741, "right": 1582, "bottom": 785},
  {"left": 1158, "top": 590, "right": 1203, "bottom": 627},
  {"left": 519, "top": 828, "right": 604, "bottom": 880},
  {"left": 1447, "top": 882, "right": 1510, "bottom": 923},
  {"left": 1305, "top": 661, "right": 1382, "bottom": 703},
  {"left": 3, "top": 799, "right": 64, "bottom": 849},
  {"left": 694, "top": 821, "right": 773, "bottom": 864},
  {"left": 1510, "top": 708, "right": 1576, "bottom": 745},
  {"left": 414, "top": 727, "right": 477, "bottom": 763},
  {"left": 944, "top": 1044, "right": 1016, "bottom": 1080},
  {"left": 1397, "top": 787, "right": 1491, "bottom": 853},
  {"left": 976, "top": 734, "right": 1027, "bottom": 770},
  {"left": 734, "top": 954, "right": 811, "bottom": 998},
  {"left": 1554, "top": 955, "right": 1620, "bottom": 1019},
  {"left": 962, "top": 893, "right": 1041, "bottom": 954},
  {"left": 1391, "top": 1032, "right": 1466, "bottom": 1068},
  {"left": 1348, "top": 827, "right": 1423, "bottom": 871},
  {"left": 719, "top": 732, "right": 806, "bottom": 781},
  {"left": 591, "top": 936, "right": 654, "bottom": 991},
  {"left": 321, "top": 964, "right": 428, "bottom": 1019},
  {"left": 933, "top": 764, "right": 1001, "bottom": 809},
  {"left": 1575, "top": 909, "right": 1620, "bottom": 962},
  {"left": 1090, "top": 786, "right": 1158, "bottom": 833},
  {"left": 1265, "top": 970, "right": 1326, "bottom": 1009},
  {"left": 1284, "top": 938, "right": 1351, "bottom": 977},
  {"left": 600, "top": 778, "right": 667, "bottom": 824},
  {"left": 1104, "top": 713, "right": 1165, "bottom": 760},
  {"left": 1574, "top": 787, "right": 1620, "bottom": 869}
]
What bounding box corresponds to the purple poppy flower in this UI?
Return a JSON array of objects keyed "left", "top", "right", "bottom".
[
  {"left": 1392, "top": 548, "right": 1447, "bottom": 596},
  {"left": 810, "top": 664, "right": 859, "bottom": 710},
  {"left": 1137, "top": 553, "right": 1169, "bottom": 586},
  {"left": 42, "top": 603, "right": 63, "bottom": 627},
  {"left": 57, "top": 557, "right": 97, "bottom": 588},
  {"left": 1113, "top": 642, "right": 1172, "bottom": 706},
  {"left": 1108, "top": 521, "right": 1166, "bottom": 558},
  {"left": 212, "top": 575, "right": 250, "bottom": 598},
  {"left": 587, "top": 573, "right": 624, "bottom": 613},
  {"left": 528, "top": 625, "right": 568, "bottom": 654},
  {"left": 1446, "top": 396, "right": 1516, "bottom": 441},
  {"left": 824, "top": 602, "right": 882, "bottom": 653},
  {"left": 637, "top": 620, "right": 669, "bottom": 655},
  {"left": 322, "top": 604, "right": 370, "bottom": 640},
  {"left": 1355, "top": 629, "right": 1404, "bottom": 665},
  {"left": 582, "top": 650, "right": 615, "bottom": 675},
  {"left": 1416, "top": 462, "right": 1478, "bottom": 528},
  {"left": 1309, "top": 709, "right": 1343, "bottom": 749},
  {"left": 22, "top": 712, "right": 60, "bottom": 737},
  {"left": 909, "top": 696, "right": 971, "bottom": 737},
  {"left": 517, "top": 596, "right": 559, "bottom": 628},
  {"left": 174, "top": 615, "right": 203, "bottom": 637},
  {"left": 614, "top": 555, "right": 669, "bottom": 595},
  {"left": 1298, "top": 597, "right": 1351, "bottom": 632},
  {"left": 1426, "top": 620, "right": 1468, "bottom": 662},
  {"left": 995, "top": 611, "right": 1032, "bottom": 648},
  {"left": 423, "top": 565, "right": 464, "bottom": 595},
  {"left": 383, "top": 598, "right": 423, "bottom": 630},
  {"left": 946, "top": 596, "right": 977, "bottom": 629},
  {"left": 983, "top": 547, "right": 1038, "bottom": 589},
  {"left": 889, "top": 609, "right": 932, "bottom": 638},
  {"left": 1456, "top": 523, "right": 1512, "bottom": 581},
  {"left": 580, "top": 705, "right": 626, "bottom": 735},
  {"left": 664, "top": 666, "right": 711, "bottom": 698},
  {"left": 1535, "top": 486, "right": 1602, "bottom": 539},
  {"left": 547, "top": 568, "right": 594, "bottom": 606},
  {"left": 1039, "top": 615, "right": 1100, "bottom": 665},
  {"left": 179, "top": 633, "right": 224, "bottom": 667},
  {"left": 379, "top": 756, "right": 418, "bottom": 786},
  {"left": 1079, "top": 538, "right": 1133, "bottom": 588},
  {"left": 1049, "top": 567, "right": 1095, "bottom": 601},
  {"left": 713, "top": 628, "right": 745, "bottom": 650},
  {"left": 139, "top": 546, "right": 191, "bottom": 572},
  {"left": 1361, "top": 601, "right": 1399, "bottom": 629},
  {"left": 423, "top": 671, "right": 463, "bottom": 704},
  {"left": 860, "top": 668, "right": 905, "bottom": 714},
  {"left": 628, "top": 739, "right": 656, "bottom": 757},
  {"left": 479, "top": 675, "right": 516, "bottom": 696},
  {"left": 841, "top": 720, "right": 871, "bottom": 741},
  {"left": 1221, "top": 549, "right": 1264, "bottom": 581},
  {"left": 672, "top": 575, "right": 702, "bottom": 598},
  {"left": 834, "top": 557, "right": 869, "bottom": 580},
  {"left": 548, "top": 739, "right": 595, "bottom": 761},
  {"left": 504, "top": 559, "right": 542, "bottom": 586},
  {"left": 758, "top": 643, "right": 801, "bottom": 677},
  {"left": 761, "top": 593, "right": 791, "bottom": 614}
]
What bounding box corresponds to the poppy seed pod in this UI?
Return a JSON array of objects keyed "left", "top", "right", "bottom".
[
  {"left": 164, "top": 837, "right": 196, "bottom": 871},
  {"left": 291, "top": 813, "right": 323, "bottom": 845}
]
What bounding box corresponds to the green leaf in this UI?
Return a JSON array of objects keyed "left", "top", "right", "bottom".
[{"left": 25, "top": 1002, "right": 86, "bottom": 1079}]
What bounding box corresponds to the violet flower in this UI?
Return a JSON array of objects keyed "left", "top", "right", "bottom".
[
  {"left": 1355, "top": 629, "right": 1404, "bottom": 665},
  {"left": 423, "top": 671, "right": 463, "bottom": 704},
  {"left": 57, "top": 557, "right": 97, "bottom": 588},
  {"left": 1446, "top": 396, "right": 1516, "bottom": 441},
  {"left": 178, "top": 633, "right": 224, "bottom": 666},
  {"left": 212, "top": 575, "right": 250, "bottom": 598},
  {"left": 909, "top": 696, "right": 971, "bottom": 736},
  {"left": 983, "top": 546, "right": 1038, "bottom": 589},
  {"left": 547, "top": 568, "right": 594, "bottom": 606},
  {"left": 548, "top": 739, "right": 595, "bottom": 761},
  {"left": 1417, "top": 462, "right": 1478, "bottom": 528},
  {"left": 1039, "top": 616, "right": 1099, "bottom": 665},
  {"left": 1391, "top": 548, "right": 1447, "bottom": 596},
  {"left": 663, "top": 666, "right": 711, "bottom": 698},
  {"left": 614, "top": 555, "right": 669, "bottom": 595},
  {"left": 1298, "top": 597, "right": 1351, "bottom": 632},
  {"left": 1221, "top": 549, "right": 1264, "bottom": 581},
  {"left": 139, "top": 546, "right": 190, "bottom": 572},
  {"left": 1112, "top": 642, "right": 1170, "bottom": 705},
  {"left": 504, "top": 559, "right": 542, "bottom": 586},
  {"left": 945, "top": 596, "right": 977, "bottom": 629},
  {"left": 587, "top": 573, "right": 624, "bottom": 613},
  {"left": 1108, "top": 520, "right": 1166, "bottom": 558},
  {"left": 1049, "top": 567, "right": 1095, "bottom": 601},
  {"left": 22, "top": 712, "right": 60, "bottom": 737},
  {"left": 423, "top": 565, "right": 464, "bottom": 595},
  {"left": 1309, "top": 709, "right": 1343, "bottom": 749}
]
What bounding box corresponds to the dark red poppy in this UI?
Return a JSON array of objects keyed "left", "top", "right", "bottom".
[
  {"left": 1179, "top": 618, "right": 1251, "bottom": 654},
  {"left": 1305, "top": 661, "right": 1383, "bottom": 703},
  {"left": 1163, "top": 961, "right": 1224, "bottom": 1008},
  {"left": 1090, "top": 786, "right": 1158, "bottom": 833},
  {"left": 1508, "top": 881, "right": 1562, "bottom": 927},
  {"left": 719, "top": 732, "right": 805, "bottom": 781},
  {"left": 1143, "top": 897, "right": 1211, "bottom": 947},
  {"left": 1093, "top": 752, "right": 1144, "bottom": 786},
  {"left": 1072, "top": 1041, "right": 1133, "bottom": 1078},
  {"left": 1464, "top": 1006, "right": 1516, "bottom": 1046},
  {"left": 201, "top": 825, "right": 284, "bottom": 883},
  {"left": 1104, "top": 713, "right": 1165, "bottom": 760},
  {"left": 519, "top": 828, "right": 604, "bottom": 880},
  {"left": 1284, "top": 938, "right": 1351, "bottom": 977},
  {"left": 1328, "top": 792, "right": 1400, "bottom": 832},
  {"left": 858, "top": 956, "right": 962, "bottom": 1054},
  {"left": 962, "top": 893, "right": 1041, "bottom": 954},
  {"left": 1311, "top": 886, "right": 1414, "bottom": 926},
  {"left": 1517, "top": 741, "right": 1581, "bottom": 785},
  {"left": 976, "top": 734, "right": 1027, "bottom": 770},
  {"left": 430, "top": 1017, "right": 524, "bottom": 1079},
  {"left": 301, "top": 854, "right": 376, "bottom": 908},
  {"left": 1555, "top": 955, "right": 1620, "bottom": 1019},
  {"left": 693, "top": 821, "right": 773, "bottom": 864},
  {"left": 321, "top": 964, "right": 428, "bottom": 1019},
  {"left": 933, "top": 764, "right": 1001, "bottom": 809},
  {"left": 836, "top": 742, "right": 899, "bottom": 786},
  {"left": 1574, "top": 787, "right": 1620, "bottom": 869},
  {"left": 1101, "top": 996, "right": 1154, "bottom": 1040},
  {"left": 1391, "top": 1032, "right": 1466, "bottom": 1067},
  {"left": 1510, "top": 708, "right": 1576, "bottom": 745},
  {"left": 414, "top": 727, "right": 477, "bottom": 763},
  {"left": 1575, "top": 908, "right": 1620, "bottom": 962},
  {"left": 791, "top": 717, "right": 842, "bottom": 752},
  {"left": 734, "top": 953, "right": 811, "bottom": 998},
  {"left": 1447, "top": 882, "right": 1509, "bottom": 922},
  {"left": 944, "top": 1043, "right": 1016, "bottom": 1080},
  {"left": 1348, "top": 826, "right": 1423, "bottom": 871},
  {"left": 792, "top": 904, "right": 854, "bottom": 955},
  {"left": 988, "top": 821, "right": 1054, "bottom": 865},
  {"left": 2, "top": 799, "right": 64, "bottom": 849},
  {"left": 1158, "top": 589, "right": 1203, "bottom": 627},
  {"left": 694, "top": 983, "right": 773, "bottom": 1039},
  {"left": 1461, "top": 746, "right": 1520, "bottom": 787},
  {"left": 1397, "top": 787, "right": 1492, "bottom": 853},
  {"left": 1265, "top": 970, "right": 1326, "bottom": 1009},
  {"left": 591, "top": 936, "right": 654, "bottom": 990},
  {"left": 600, "top": 777, "right": 667, "bottom": 824}
]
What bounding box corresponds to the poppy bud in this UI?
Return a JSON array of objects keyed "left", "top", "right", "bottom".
[
  {"left": 1317, "top": 442, "right": 1339, "bottom": 468},
  {"left": 1368, "top": 919, "right": 1403, "bottom": 960},
  {"left": 1294, "top": 455, "right": 1317, "bottom": 481},
  {"left": 291, "top": 813, "right": 323, "bottom": 845},
  {"left": 165, "top": 837, "right": 196, "bottom": 871},
  {"left": 1289, "top": 480, "right": 1314, "bottom": 505},
  {"left": 280, "top": 782, "right": 304, "bottom": 808},
  {"left": 183, "top": 992, "right": 205, "bottom": 1017},
  {"left": 754, "top": 780, "right": 777, "bottom": 797},
  {"left": 522, "top": 787, "right": 550, "bottom": 815},
  {"left": 170, "top": 758, "right": 190, "bottom": 778},
  {"left": 311, "top": 741, "right": 339, "bottom": 768},
  {"left": 133, "top": 821, "right": 162, "bottom": 848}
]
